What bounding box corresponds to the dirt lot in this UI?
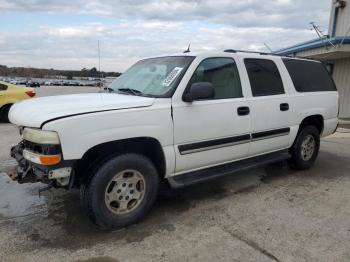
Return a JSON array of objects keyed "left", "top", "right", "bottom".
[{"left": 1, "top": 87, "right": 350, "bottom": 262}]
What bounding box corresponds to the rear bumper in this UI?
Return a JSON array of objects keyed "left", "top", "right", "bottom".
[{"left": 10, "top": 141, "right": 75, "bottom": 187}]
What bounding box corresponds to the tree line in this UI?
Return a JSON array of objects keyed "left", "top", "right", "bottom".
[{"left": 0, "top": 65, "right": 121, "bottom": 79}]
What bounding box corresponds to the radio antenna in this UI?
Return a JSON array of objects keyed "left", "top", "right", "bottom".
[
  {"left": 310, "top": 22, "right": 335, "bottom": 49},
  {"left": 183, "top": 43, "right": 191, "bottom": 53},
  {"left": 263, "top": 43, "right": 273, "bottom": 53}
]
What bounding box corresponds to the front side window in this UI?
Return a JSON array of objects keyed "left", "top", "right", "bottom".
[
  {"left": 245, "top": 59, "right": 285, "bottom": 97},
  {"left": 187, "top": 57, "right": 243, "bottom": 99},
  {"left": 109, "top": 56, "right": 194, "bottom": 98}
]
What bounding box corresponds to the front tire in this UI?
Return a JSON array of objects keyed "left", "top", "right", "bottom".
[
  {"left": 289, "top": 125, "right": 320, "bottom": 170},
  {"left": 0, "top": 104, "right": 12, "bottom": 123},
  {"left": 82, "top": 153, "right": 159, "bottom": 231}
]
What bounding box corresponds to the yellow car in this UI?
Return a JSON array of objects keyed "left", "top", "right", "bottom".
[{"left": 0, "top": 81, "right": 36, "bottom": 122}]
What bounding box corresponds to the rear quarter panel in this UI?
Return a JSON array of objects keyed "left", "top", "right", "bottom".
[
  {"left": 277, "top": 58, "right": 339, "bottom": 139},
  {"left": 290, "top": 91, "right": 339, "bottom": 137}
]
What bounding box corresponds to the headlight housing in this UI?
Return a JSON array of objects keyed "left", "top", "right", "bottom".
[
  {"left": 23, "top": 128, "right": 60, "bottom": 145},
  {"left": 23, "top": 149, "right": 61, "bottom": 166}
]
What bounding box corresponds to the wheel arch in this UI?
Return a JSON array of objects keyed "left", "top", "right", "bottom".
[
  {"left": 0, "top": 103, "right": 13, "bottom": 110},
  {"left": 0, "top": 103, "right": 13, "bottom": 122},
  {"left": 298, "top": 114, "right": 324, "bottom": 135},
  {"left": 74, "top": 136, "right": 167, "bottom": 186}
]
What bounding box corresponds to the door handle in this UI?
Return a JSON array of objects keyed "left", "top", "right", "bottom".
[
  {"left": 237, "top": 106, "right": 250, "bottom": 116},
  {"left": 280, "top": 103, "right": 289, "bottom": 111}
]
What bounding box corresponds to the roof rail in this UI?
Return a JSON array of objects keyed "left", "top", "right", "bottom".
[{"left": 223, "top": 49, "right": 284, "bottom": 57}]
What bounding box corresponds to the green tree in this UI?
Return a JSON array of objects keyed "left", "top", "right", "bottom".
[{"left": 90, "top": 67, "right": 98, "bottom": 77}]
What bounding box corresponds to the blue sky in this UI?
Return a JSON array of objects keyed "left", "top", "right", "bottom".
[
  {"left": 0, "top": 13, "right": 119, "bottom": 32},
  {"left": 0, "top": 0, "right": 332, "bottom": 72}
]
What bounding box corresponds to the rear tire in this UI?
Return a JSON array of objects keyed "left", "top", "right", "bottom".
[
  {"left": 82, "top": 153, "right": 159, "bottom": 231},
  {"left": 0, "top": 104, "right": 12, "bottom": 123},
  {"left": 289, "top": 125, "right": 320, "bottom": 170}
]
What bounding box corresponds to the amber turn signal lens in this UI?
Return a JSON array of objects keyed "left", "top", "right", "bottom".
[{"left": 39, "top": 154, "right": 61, "bottom": 165}]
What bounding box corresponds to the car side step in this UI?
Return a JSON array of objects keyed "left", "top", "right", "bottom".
[{"left": 167, "top": 150, "right": 291, "bottom": 188}]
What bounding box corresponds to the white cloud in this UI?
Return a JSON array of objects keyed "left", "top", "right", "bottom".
[
  {"left": 43, "top": 24, "right": 107, "bottom": 38},
  {"left": 0, "top": 0, "right": 331, "bottom": 29},
  {"left": 0, "top": 0, "right": 332, "bottom": 71}
]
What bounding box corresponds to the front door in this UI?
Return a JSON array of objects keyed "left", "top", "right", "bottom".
[{"left": 172, "top": 57, "right": 251, "bottom": 174}]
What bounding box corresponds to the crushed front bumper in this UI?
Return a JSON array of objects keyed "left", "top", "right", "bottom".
[
  {"left": 10, "top": 141, "right": 75, "bottom": 188},
  {"left": 10, "top": 141, "right": 36, "bottom": 183}
]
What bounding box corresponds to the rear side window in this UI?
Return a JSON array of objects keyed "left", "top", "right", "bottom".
[
  {"left": 244, "top": 59, "right": 285, "bottom": 96},
  {"left": 283, "top": 58, "right": 336, "bottom": 92}
]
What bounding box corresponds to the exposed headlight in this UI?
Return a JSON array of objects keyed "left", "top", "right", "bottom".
[
  {"left": 23, "top": 128, "right": 60, "bottom": 145},
  {"left": 23, "top": 149, "right": 61, "bottom": 166}
]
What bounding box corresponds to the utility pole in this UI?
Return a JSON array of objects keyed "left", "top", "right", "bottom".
[
  {"left": 98, "top": 40, "right": 102, "bottom": 91},
  {"left": 98, "top": 40, "right": 101, "bottom": 78}
]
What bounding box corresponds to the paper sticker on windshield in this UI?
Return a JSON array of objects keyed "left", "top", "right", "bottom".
[{"left": 162, "top": 67, "right": 183, "bottom": 87}]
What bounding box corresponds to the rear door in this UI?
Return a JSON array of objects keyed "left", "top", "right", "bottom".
[
  {"left": 172, "top": 57, "right": 251, "bottom": 174},
  {"left": 242, "top": 58, "right": 295, "bottom": 155}
]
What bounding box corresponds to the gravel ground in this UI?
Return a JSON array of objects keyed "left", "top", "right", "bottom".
[{"left": 0, "top": 87, "right": 350, "bottom": 262}]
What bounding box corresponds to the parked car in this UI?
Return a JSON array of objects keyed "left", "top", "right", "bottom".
[
  {"left": 26, "top": 81, "right": 40, "bottom": 88},
  {"left": 0, "top": 81, "right": 35, "bottom": 122},
  {"left": 9, "top": 51, "right": 338, "bottom": 230},
  {"left": 52, "top": 80, "right": 64, "bottom": 86},
  {"left": 18, "top": 79, "right": 28, "bottom": 85}
]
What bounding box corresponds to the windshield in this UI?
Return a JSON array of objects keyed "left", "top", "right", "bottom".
[{"left": 109, "top": 56, "right": 194, "bottom": 97}]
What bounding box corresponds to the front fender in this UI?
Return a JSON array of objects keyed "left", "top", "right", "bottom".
[{"left": 43, "top": 103, "right": 173, "bottom": 160}]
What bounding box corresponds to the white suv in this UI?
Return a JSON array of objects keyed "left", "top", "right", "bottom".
[{"left": 9, "top": 51, "right": 339, "bottom": 230}]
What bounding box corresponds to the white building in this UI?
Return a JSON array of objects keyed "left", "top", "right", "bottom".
[{"left": 276, "top": 0, "right": 350, "bottom": 119}]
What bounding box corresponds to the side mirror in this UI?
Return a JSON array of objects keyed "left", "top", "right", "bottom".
[{"left": 183, "top": 82, "right": 215, "bottom": 102}]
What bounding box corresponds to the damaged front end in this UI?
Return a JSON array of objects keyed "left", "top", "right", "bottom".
[
  {"left": 10, "top": 141, "right": 36, "bottom": 183},
  {"left": 9, "top": 128, "right": 75, "bottom": 189}
]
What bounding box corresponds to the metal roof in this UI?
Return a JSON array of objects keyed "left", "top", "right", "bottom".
[{"left": 275, "top": 36, "right": 350, "bottom": 55}]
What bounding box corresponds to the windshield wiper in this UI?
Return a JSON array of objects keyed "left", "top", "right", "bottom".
[{"left": 117, "top": 88, "right": 143, "bottom": 96}]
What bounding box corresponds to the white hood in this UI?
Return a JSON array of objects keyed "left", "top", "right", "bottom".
[{"left": 9, "top": 93, "right": 155, "bottom": 128}]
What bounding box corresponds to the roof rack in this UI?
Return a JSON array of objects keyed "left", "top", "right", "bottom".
[{"left": 223, "top": 49, "right": 284, "bottom": 57}]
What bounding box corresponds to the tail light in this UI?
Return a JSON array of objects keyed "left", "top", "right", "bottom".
[{"left": 25, "top": 90, "right": 36, "bottom": 97}]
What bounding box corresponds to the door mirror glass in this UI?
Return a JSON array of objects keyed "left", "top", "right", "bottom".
[{"left": 184, "top": 82, "right": 215, "bottom": 102}]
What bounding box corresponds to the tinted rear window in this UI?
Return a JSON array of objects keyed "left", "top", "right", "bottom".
[
  {"left": 244, "top": 59, "right": 285, "bottom": 97},
  {"left": 283, "top": 58, "right": 336, "bottom": 92}
]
